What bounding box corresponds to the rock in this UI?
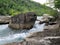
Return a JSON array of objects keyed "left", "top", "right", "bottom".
[
  {"left": 39, "top": 21, "right": 48, "bottom": 24},
  {"left": 24, "top": 37, "right": 60, "bottom": 45},
  {"left": 49, "top": 38, "right": 60, "bottom": 45},
  {"left": 43, "top": 14, "right": 54, "bottom": 19},
  {"left": 39, "top": 14, "right": 54, "bottom": 24},
  {"left": 5, "top": 37, "right": 60, "bottom": 45},
  {"left": 45, "top": 22, "right": 57, "bottom": 26},
  {"left": 5, "top": 14, "right": 60, "bottom": 45},
  {"left": 5, "top": 23, "right": 60, "bottom": 45},
  {"left": 9, "top": 12, "right": 37, "bottom": 30},
  {"left": 0, "top": 16, "right": 11, "bottom": 24},
  {"left": 44, "top": 23, "right": 59, "bottom": 30}
]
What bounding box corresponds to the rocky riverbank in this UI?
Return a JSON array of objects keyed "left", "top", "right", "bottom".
[
  {"left": 5, "top": 35, "right": 60, "bottom": 45},
  {"left": 5, "top": 15, "right": 60, "bottom": 45}
]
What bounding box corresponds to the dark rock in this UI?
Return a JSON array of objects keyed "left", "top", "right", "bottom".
[
  {"left": 50, "top": 38, "right": 60, "bottom": 45},
  {"left": 9, "top": 12, "right": 37, "bottom": 30},
  {"left": 48, "top": 22, "right": 57, "bottom": 25},
  {"left": 39, "top": 21, "right": 49, "bottom": 24},
  {"left": 45, "top": 22, "right": 57, "bottom": 26}
]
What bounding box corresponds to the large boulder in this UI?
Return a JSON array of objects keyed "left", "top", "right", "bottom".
[{"left": 9, "top": 12, "right": 37, "bottom": 30}]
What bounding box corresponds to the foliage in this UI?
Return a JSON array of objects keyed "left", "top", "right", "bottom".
[
  {"left": 55, "top": 0, "right": 60, "bottom": 9},
  {"left": 0, "top": 0, "right": 58, "bottom": 16}
]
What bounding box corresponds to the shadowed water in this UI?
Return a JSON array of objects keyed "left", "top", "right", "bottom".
[{"left": 0, "top": 16, "right": 45, "bottom": 45}]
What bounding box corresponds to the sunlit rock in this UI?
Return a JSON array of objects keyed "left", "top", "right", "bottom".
[
  {"left": 0, "top": 16, "right": 11, "bottom": 24},
  {"left": 39, "top": 14, "right": 54, "bottom": 24}
]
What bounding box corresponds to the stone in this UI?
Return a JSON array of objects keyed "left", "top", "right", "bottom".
[
  {"left": 5, "top": 22, "right": 60, "bottom": 45},
  {"left": 0, "top": 16, "right": 11, "bottom": 24},
  {"left": 5, "top": 37, "right": 60, "bottom": 45},
  {"left": 39, "top": 14, "right": 54, "bottom": 24},
  {"left": 9, "top": 12, "right": 37, "bottom": 30},
  {"left": 5, "top": 14, "right": 60, "bottom": 45}
]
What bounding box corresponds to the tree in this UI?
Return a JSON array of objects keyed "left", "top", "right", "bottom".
[
  {"left": 0, "top": 0, "right": 58, "bottom": 16},
  {"left": 55, "top": 0, "right": 60, "bottom": 9}
]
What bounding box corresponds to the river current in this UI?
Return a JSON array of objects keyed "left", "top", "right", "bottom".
[{"left": 0, "top": 16, "right": 45, "bottom": 45}]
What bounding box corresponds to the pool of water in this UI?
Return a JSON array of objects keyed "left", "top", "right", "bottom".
[{"left": 0, "top": 16, "right": 45, "bottom": 45}]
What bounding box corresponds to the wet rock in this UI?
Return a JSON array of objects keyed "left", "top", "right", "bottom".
[
  {"left": 0, "top": 16, "right": 11, "bottom": 24},
  {"left": 9, "top": 12, "right": 37, "bottom": 30}
]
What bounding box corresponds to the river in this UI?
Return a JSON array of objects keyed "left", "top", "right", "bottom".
[{"left": 0, "top": 16, "right": 45, "bottom": 45}]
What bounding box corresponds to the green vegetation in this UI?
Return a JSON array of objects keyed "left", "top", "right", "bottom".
[
  {"left": 55, "top": 0, "right": 60, "bottom": 9},
  {"left": 0, "top": 0, "right": 58, "bottom": 16},
  {"left": 54, "top": 0, "right": 60, "bottom": 17}
]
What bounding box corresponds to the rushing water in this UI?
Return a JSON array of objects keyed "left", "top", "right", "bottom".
[{"left": 0, "top": 16, "right": 45, "bottom": 45}]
